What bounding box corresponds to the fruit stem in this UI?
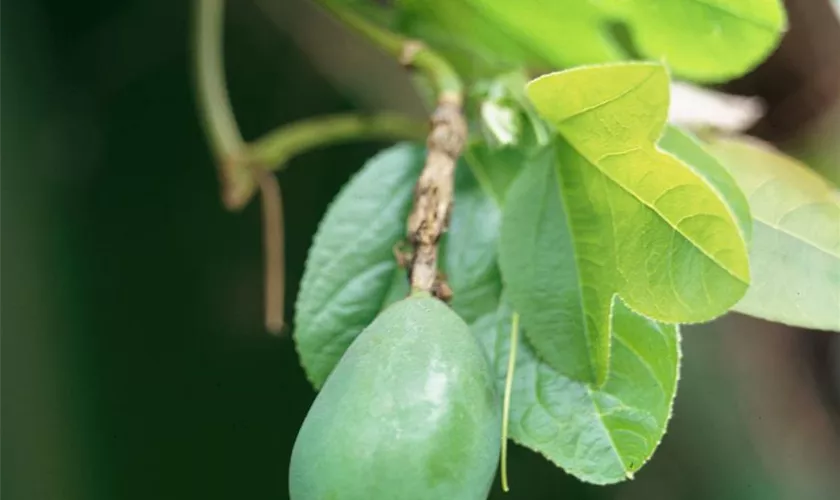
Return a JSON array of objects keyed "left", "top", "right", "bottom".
[{"left": 501, "top": 312, "right": 520, "bottom": 493}]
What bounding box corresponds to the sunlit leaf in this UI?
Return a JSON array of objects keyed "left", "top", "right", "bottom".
[
  {"left": 474, "top": 296, "right": 681, "bottom": 484},
  {"left": 401, "top": 0, "right": 786, "bottom": 82},
  {"left": 499, "top": 63, "right": 750, "bottom": 385},
  {"left": 607, "top": 0, "right": 787, "bottom": 81},
  {"left": 706, "top": 137, "right": 840, "bottom": 331},
  {"left": 462, "top": 0, "right": 625, "bottom": 68},
  {"left": 659, "top": 125, "right": 753, "bottom": 242},
  {"left": 392, "top": 0, "right": 537, "bottom": 77}
]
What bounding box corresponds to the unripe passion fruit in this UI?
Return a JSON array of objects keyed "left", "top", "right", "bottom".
[{"left": 289, "top": 294, "right": 501, "bottom": 500}]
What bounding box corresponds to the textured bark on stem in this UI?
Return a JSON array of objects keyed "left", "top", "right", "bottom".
[
  {"left": 309, "top": 2, "right": 467, "bottom": 298},
  {"left": 407, "top": 95, "right": 467, "bottom": 296}
]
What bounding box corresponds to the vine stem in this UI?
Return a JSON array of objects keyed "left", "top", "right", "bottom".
[
  {"left": 194, "top": 0, "right": 282, "bottom": 333},
  {"left": 193, "top": 0, "right": 254, "bottom": 211},
  {"left": 193, "top": 0, "right": 443, "bottom": 332},
  {"left": 317, "top": 0, "right": 467, "bottom": 296},
  {"left": 249, "top": 113, "right": 427, "bottom": 171},
  {"left": 316, "top": 2, "right": 462, "bottom": 100},
  {"left": 501, "top": 312, "right": 520, "bottom": 492}
]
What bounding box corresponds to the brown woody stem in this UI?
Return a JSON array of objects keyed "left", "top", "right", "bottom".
[
  {"left": 407, "top": 96, "right": 467, "bottom": 295},
  {"left": 317, "top": 1, "right": 466, "bottom": 297}
]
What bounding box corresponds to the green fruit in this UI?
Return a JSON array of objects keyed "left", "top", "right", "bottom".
[{"left": 289, "top": 293, "right": 501, "bottom": 500}]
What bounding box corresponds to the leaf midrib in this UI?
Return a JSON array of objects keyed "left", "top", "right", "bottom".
[
  {"left": 585, "top": 385, "right": 630, "bottom": 475},
  {"left": 551, "top": 161, "right": 600, "bottom": 384},
  {"left": 300, "top": 180, "right": 412, "bottom": 317},
  {"left": 687, "top": 0, "right": 782, "bottom": 32},
  {"left": 544, "top": 68, "right": 749, "bottom": 283},
  {"left": 753, "top": 211, "right": 840, "bottom": 260},
  {"left": 563, "top": 140, "right": 749, "bottom": 285},
  {"left": 552, "top": 68, "right": 658, "bottom": 124}
]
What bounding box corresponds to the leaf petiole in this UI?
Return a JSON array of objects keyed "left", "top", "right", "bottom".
[{"left": 501, "top": 311, "right": 520, "bottom": 492}]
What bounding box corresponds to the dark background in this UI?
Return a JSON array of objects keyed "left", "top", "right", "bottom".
[{"left": 3, "top": 1, "right": 840, "bottom": 499}]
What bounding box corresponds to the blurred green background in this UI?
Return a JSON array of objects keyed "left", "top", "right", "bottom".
[{"left": 3, "top": 1, "right": 840, "bottom": 499}]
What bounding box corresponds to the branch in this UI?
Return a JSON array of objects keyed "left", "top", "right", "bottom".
[
  {"left": 318, "top": 1, "right": 467, "bottom": 296},
  {"left": 249, "top": 113, "right": 427, "bottom": 171},
  {"left": 407, "top": 97, "right": 467, "bottom": 295},
  {"left": 193, "top": 0, "right": 254, "bottom": 211},
  {"left": 193, "top": 1, "right": 456, "bottom": 333},
  {"left": 194, "top": 0, "right": 285, "bottom": 335}
]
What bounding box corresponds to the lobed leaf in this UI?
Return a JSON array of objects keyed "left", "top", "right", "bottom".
[
  {"left": 706, "top": 137, "right": 840, "bottom": 331},
  {"left": 658, "top": 125, "right": 753, "bottom": 242},
  {"left": 447, "top": 137, "right": 683, "bottom": 483},
  {"left": 453, "top": 137, "right": 683, "bottom": 484},
  {"left": 500, "top": 63, "right": 750, "bottom": 385}
]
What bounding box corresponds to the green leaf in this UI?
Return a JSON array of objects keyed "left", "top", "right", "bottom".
[
  {"left": 463, "top": 143, "right": 522, "bottom": 206},
  {"left": 706, "top": 137, "right": 840, "bottom": 331},
  {"left": 474, "top": 296, "right": 681, "bottom": 484},
  {"left": 293, "top": 144, "right": 423, "bottom": 388},
  {"left": 500, "top": 62, "right": 749, "bottom": 384},
  {"left": 464, "top": 139, "right": 550, "bottom": 208},
  {"left": 409, "top": 0, "right": 786, "bottom": 82},
  {"left": 392, "top": 0, "right": 537, "bottom": 78},
  {"left": 440, "top": 164, "right": 504, "bottom": 324},
  {"left": 294, "top": 143, "right": 503, "bottom": 388},
  {"left": 463, "top": 0, "right": 625, "bottom": 68},
  {"left": 659, "top": 125, "right": 753, "bottom": 242},
  {"left": 609, "top": 0, "right": 787, "bottom": 81}
]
